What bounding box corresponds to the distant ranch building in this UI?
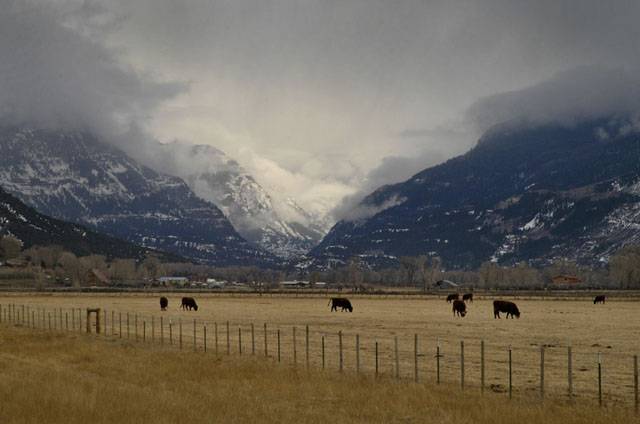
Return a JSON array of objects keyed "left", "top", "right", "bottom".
[
  {"left": 158, "top": 276, "right": 189, "bottom": 287},
  {"left": 551, "top": 275, "right": 582, "bottom": 287}
]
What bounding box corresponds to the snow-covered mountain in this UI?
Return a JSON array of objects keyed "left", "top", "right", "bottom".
[
  {"left": 0, "top": 186, "right": 174, "bottom": 260},
  {"left": 0, "top": 127, "right": 276, "bottom": 266},
  {"left": 137, "top": 141, "right": 328, "bottom": 257},
  {"left": 311, "top": 119, "right": 640, "bottom": 269}
]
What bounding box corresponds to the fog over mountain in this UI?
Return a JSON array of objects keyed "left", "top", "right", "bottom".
[{"left": 3, "top": 1, "right": 640, "bottom": 232}]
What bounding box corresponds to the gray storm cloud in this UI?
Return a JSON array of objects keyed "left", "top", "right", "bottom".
[{"left": 0, "top": 1, "right": 185, "bottom": 143}]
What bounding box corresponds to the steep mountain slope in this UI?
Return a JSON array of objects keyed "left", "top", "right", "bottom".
[
  {"left": 0, "top": 187, "right": 174, "bottom": 260},
  {"left": 0, "top": 127, "right": 276, "bottom": 266},
  {"left": 140, "top": 142, "right": 327, "bottom": 257},
  {"left": 311, "top": 119, "right": 640, "bottom": 269}
]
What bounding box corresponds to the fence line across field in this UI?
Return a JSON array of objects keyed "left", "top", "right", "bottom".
[{"left": 1, "top": 302, "right": 639, "bottom": 412}]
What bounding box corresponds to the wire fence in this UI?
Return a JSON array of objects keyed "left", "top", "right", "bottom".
[{"left": 1, "top": 302, "right": 638, "bottom": 412}]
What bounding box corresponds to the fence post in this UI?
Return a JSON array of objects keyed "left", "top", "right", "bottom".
[
  {"left": 169, "top": 321, "right": 173, "bottom": 345},
  {"left": 0, "top": 304, "right": 2, "bottom": 323},
  {"left": 215, "top": 322, "right": 219, "bottom": 355},
  {"left": 251, "top": 323, "right": 255, "bottom": 355},
  {"left": 143, "top": 321, "right": 146, "bottom": 342},
  {"left": 598, "top": 352, "right": 603, "bottom": 407},
  {"left": 375, "top": 341, "right": 379, "bottom": 377},
  {"left": 226, "top": 321, "right": 230, "bottom": 355},
  {"left": 305, "top": 325, "right": 310, "bottom": 369},
  {"left": 112, "top": 311, "right": 115, "bottom": 337},
  {"left": 135, "top": 314, "right": 138, "bottom": 341},
  {"left": 481, "top": 340, "right": 485, "bottom": 393},
  {"left": 65, "top": 312, "right": 68, "bottom": 331},
  {"left": 394, "top": 336, "right": 400, "bottom": 379},
  {"left": 540, "top": 345, "right": 545, "bottom": 400},
  {"left": 151, "top": 316, "right": 155, "bottom": 342},
  {"left": 126, "top": 313, "right": 130, "bottom": 338},
  {"left": 179, "top": 319, "right": 183, "bottom": 350},
  {"left": 31, "top": 310, "right": 35, "bottom": 329},
  {"left": 239, "top": 327, "right": 243, "bottom": 355},
  {"left": 339, "top": 331, "right": 344, "bottom": 372},
  {"left": 322, "top": 335, "right": 325, "bottom": 369},
  {"left": 48, "top": 312, "right": 51, "bottom": 331},
  {"left": 277, "top": 329, "right": 281, "bottom": 362},
  {"left": 204, "top": 325, "right": 207, "bottom": 353},
  {"left": 193, "top": 319, "right": 197, "bottom": 352},
  {"left": 263, "top": 323, "right": 267, "bottom": 357},
  {"left": 119, "top": 312, "right": 122, "bottom": 338},
  {"left": 568, "top": 345, "right": 573, "bottom": 399},
  {"left": 160, "top": 316, "right": 164, "bottom": 345},
  {"left": 293, "top": 326, "right": 297, "bottom": 366},
  {"left": 508, "top": 345, "right": 513, "bottom": 399},
  {"left": 103, "top": 309, "right": 107, "bottom": 335},
  {"left": 461, "top": 340, "right": 465, "bottom": 390},
  {"left": 414, "top": 334, "right": 419, "bottom": 383},
  {"left": 436, "top": 339, "right": 441, "bottom": 384},
  {"left": 356, "top": 334, "right": 361, "bottom": 375},
  {"left": 634, "top": 354, "right": 638, "bottom": 414}
]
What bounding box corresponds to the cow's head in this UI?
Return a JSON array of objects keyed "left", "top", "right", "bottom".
[
  {"left": 460, "top": 310, "right": 466, "bottom": 317},
  {"left": 348, "top": 306, "right": 353, "bottom": 312},
  {"left": 193, "top": 304, "right": 199, "bottom": 311}
]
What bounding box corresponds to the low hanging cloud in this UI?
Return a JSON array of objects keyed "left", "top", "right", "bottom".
[
  {"left": 0, "top": 1, "right": 185, "bottom": 143},
  {"left": 467, "top": 66, "right": 640, "bottom": 133}
]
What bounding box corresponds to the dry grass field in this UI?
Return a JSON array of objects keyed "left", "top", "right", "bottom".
[
  {"left": 0, "top": 323, "right": 636, "bottom": 424},
  {"left": 1, "top": 293, "right": 638, "bottom": 407}
]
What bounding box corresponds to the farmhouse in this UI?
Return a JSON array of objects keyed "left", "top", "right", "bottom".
[
  {"left": 86, "top": 268, "right": 110, "bottom": 287},
  {"left": 157, "top": 276, "right": 189, "bottom": 287},
  {"left": 551, "top": 275, "right": 582, "bottom": 285},
  {"left": 280, "top": 280, "right": 310, "bottom": 288}
]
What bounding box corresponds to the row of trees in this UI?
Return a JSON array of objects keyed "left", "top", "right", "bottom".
[{"left": 3, "top": 235, "right": 640, "bottom": 289}]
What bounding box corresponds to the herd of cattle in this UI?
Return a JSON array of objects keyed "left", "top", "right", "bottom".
[{"left": 158, "top": 294, "right": 607, "bottom": 319}]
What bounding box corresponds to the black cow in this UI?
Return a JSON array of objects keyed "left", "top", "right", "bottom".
[
  {"left": 594, "top": 295, "right": 606, "bottom": 304},
  {"left": 328, "top": 298, "right": 353, "bottom": 312},
  {"left": 160, "top": 296, "right": 168, "bottom": 311},
  {"left": 462, "top": 293, "right": 473, "bottom": 302},
  {"left": 181, "top": 297, "right": 198, "bottom": 311},
  {"left": 452, "top": 299, "right": 467, "bottom": 317},
  {"left": 493, "top": 300, "right": 520, "bottom": 319},
  {"left": 446, "top": 294, "right": 459, "bottom": 303}
]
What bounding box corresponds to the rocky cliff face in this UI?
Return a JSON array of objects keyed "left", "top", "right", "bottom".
[
  {"left": 0, "top": 127, "right": 276, "bottom": 266},
  {"left": 311, "top": 119, "right": 640, "bottom": 269}
]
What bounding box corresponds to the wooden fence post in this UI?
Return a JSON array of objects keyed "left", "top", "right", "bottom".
[
  {"left": 356, "top": 334, "right": 361, "bottom": 375},
  {"left": 414, "top": 334, "right": 419, "bottom": 383},
  {"left": 127, "top": 313, "right": 130, "bottom": 339},
  {"left": 251, "top": 323, "right": 255, "bottom": 355},
  {"left": 598, "top": 352, "right": 603, "bottom": 407},
  {"left": 568, "top": 345, "right": 573, "bottom": 399},
  {"left": 103, "top": 309, "right": 107, "bottom": 334},
  {"left": 293, "top": 326, "right": 297, "bottom": 366},
  {"left": 481, "top": 340, "right": 485, "bottom": 393},
  {"left": 375, "top": 341, "right": 379, "bottom": 377},
  {"left": 634, "top": 354, "right": 638, "bottom": 414},
  {"left": 215, "top": 322, "right": 219, "bottom": 354},
  {"left": 277, "top": 329, "right": 281, "bottom": 362},
  {"left": 112, "top": 311, "right": 115, "bottom": 337},
  {"left": 204, "top": 325, "right": 207, "bottom": 353},
  {"left": 436, "top": 339, "right": 441, "bottom": 384},
  {"left": 151, "top": 316, "right": 155, "bottom": 342},
  {"left": 305, "top": 325, "right": 310, "bottom": 369},
  {"left": 143, "top": 321, "right": 146, "bottom": 342},
  {"left": 263, "top": 323, "right": 267, "bottom": 357},
  {"left": 65, "top": 312, "right": 68, "bottom": 331},
  {"left": 135, "top": 314, "right": 138, "bottom": 341},
  {"left": 160, "top": 316, "right": 164, "bottom": 345},
  {"left": 179, "top": 319, "right": 183, "bottom": 350},
  {"left": 540, "top": 345, "right": 545, "bottom": 399},
  {"left": 322, "top": 335, "right": 325, "bottom": 369},
  {"left": 48, "top": 312, "right": 51, "bottom": 331},
  {"left": 119, "top": 312, "right": 122, "bottom": 338},
  {"left": 239, "top": 327, "right": 243, "bottom": 355},
  {"left": 461, "top": 340, "right": 465, "bottom": 390},
  {"left": 508, "top": 345, "right": 513, "bottom": 399},
  {"left": 169, "top": 322, "right": 173, "bottom": 345},
  {"left": 339, "top": 331, "right": 344, "bottom": 372},
  {"left": 226, "top": 321, "right": 230, "bottom": 355},
  {"left": 193, "top": 319, "right": 197, "bottom": 352},
  {"left": 394, "top": 336, "right": 400, "bottom": 379}
]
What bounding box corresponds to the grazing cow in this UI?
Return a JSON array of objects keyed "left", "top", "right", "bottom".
[
  {"left": 594, "top": 295, "right": 606, "bottom": 304},
  {"left": 493, "top": 300, "right": 520, "bottom": 319},
  {"left": 462, "top": 293, "right": 473, "bottom": 302},
  {"left": 328, "top": 298, "right": 353, "bottom": 312},
  {"left": 160, "top": 296, "right": 168, "bottom": 311},
  {"left": 446, "top": 294, "right": 459, "bottom": 303},
  {"left": 452, "top": 299, "right": 467, "bottom": 317},
  {"left": 181, "top": 297, "right": 198, "bottom": 311}
]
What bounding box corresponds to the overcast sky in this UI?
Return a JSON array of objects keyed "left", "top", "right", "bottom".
[{"left": 3, "top": 0, "right": 640, "bottom": 219}]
